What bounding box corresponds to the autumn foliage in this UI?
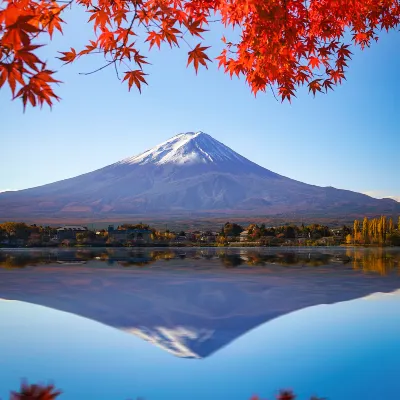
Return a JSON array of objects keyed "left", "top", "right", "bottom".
[
  {"left": 8, "top": 383, "right": 323, "bottom": 400},
  {"left": 10, "top": 381, "right": 62, "bottom": 400},
  {"left": 1, "top": 0, "right": 400, "bottom": 108}
]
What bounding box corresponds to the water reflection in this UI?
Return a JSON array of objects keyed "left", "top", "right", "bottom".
[
  {"left": 1, "top": 247, "right": 400, "bottom": 359},
  {"left": 1, "top": 247, "right": 400, "bottom": 274},
  {"left": 346, "top": 247, "right": 399, "bottom": 275}
]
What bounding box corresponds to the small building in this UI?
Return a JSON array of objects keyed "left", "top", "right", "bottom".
[
  {"left": 316, "top": 237, "right": 336, "bottom": 246},
  {"left": 240, "top": 231, "right": 249, "bottom": 242},
  {"left": 107, "top": 225, "right": 152, "bottom": 244},
  {"left": 200, "top": 232, "right": 217, "bottom": 243},
  {"left": 185, "top": 232, "right": 196, "bottom": 241},
  {"left": 108, "top": 229, "right": 129, "bottom": 243},
  {"left": 28, "top": 232, "right": 42, "bottom": 245},
  {"left": 57, "top": 225, "right": 88, "bottom": 241},
  {"left": 130, "top": 229, "right": 152, "bottom": 243}
]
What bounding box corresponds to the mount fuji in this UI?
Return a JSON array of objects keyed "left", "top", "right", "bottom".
[{"left": 0, "top": 131, "right": 398, "bottom": 219}]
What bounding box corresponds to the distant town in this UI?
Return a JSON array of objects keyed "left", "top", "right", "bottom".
[{"left": 1, "top": 216, "right": 399, "bottom": 247}]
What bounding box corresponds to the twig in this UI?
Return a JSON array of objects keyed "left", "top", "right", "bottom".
[
  {"left": 269, "top": 83, "right": 279, "bottom": 101},
  {"left": 79, "top": 61, "right": 114, "bottom": 75}
]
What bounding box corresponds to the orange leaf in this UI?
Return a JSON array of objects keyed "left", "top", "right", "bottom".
[
  {"left": 57, "top": 48, "right": 77, "bottom": 64},
  {"left": 308, "top": 79, "right": 323, "bottom": 96},
  {"left": 187, "top": 43, "right": 211, "bottom": 73},
  {"left": 122, "top": 70, "right": 148, "bottom": 93},
  {"left": 308, "top": 56, "right": 321, "bottom": 69}
]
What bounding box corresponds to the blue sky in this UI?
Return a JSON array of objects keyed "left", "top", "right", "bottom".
[{"left": 1, "top": 7, "right": 399, "bottom": 200}]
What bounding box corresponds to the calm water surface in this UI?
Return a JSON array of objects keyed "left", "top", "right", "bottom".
[{"left": 1, "top": 247, "right": 400, "bottom": 399}]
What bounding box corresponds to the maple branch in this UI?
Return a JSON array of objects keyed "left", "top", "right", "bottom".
[
  {"left": 178, "top": 35, "right": 193, "bottom": 49},
  {"left": 181, "top": 26, "right": 190, "bottom": 38},
  {"left": 114, "top": 61, "right": 121, "bottom": 80},
  {"left": 122, "top": 7, "right": 138, "bottom": 48},
  {"left": 138, "top": 5, "right": 162, "bottom": 31},
  {"left": 0, "top": 50, "right": 13, "bottom": 63},
  {"left": 79, "top": 60, "right": 114, "bottom": 75},
  {"left": 3, "top": 0, "right": 400, "bottom": 108},
  {"left": 269, "top": 83, "right": 279, "bottom": 102}
]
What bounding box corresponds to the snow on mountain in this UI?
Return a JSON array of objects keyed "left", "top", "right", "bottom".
[
  {"left": 124, "top": 326, "right": 215, "bottom": 358},
  {"left": 118, "top": 131, "right": 249, "bottom": 166},
  {"left": 0, "top": 131, "right": 399, "bottom": 219}
]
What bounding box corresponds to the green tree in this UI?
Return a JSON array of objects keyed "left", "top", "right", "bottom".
[
  {"left": 223, "top": 222, "right": 244, "bottom": 237},
  {"left": 284, "top": 225, "right": 296, "bottom": 239}
]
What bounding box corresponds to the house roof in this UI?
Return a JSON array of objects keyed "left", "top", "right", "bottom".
[{"left": 57, "top": 225, "right": 88, "bottom": 231}]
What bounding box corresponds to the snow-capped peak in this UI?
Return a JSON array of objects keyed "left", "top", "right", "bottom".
[
  {"left": 123, "top": 326, "right": 215, "bottom": 358},
  {"left": 118, "top": 131, "right": 248, "bottom": 166}
]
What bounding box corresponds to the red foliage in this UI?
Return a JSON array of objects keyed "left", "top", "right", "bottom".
[
  {"left": 1, "top": 0, "right": 400, "bottom": 108},
  {"left": 8, "top": 383, "right": 325, "bottom": 400},
  {"left": 276, "top": 390, "right": 296, "bottom": 400},
  {"left": 10, "top": 381, "right": 62, "bottom": 400}
]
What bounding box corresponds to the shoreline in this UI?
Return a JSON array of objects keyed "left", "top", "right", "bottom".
[{"left": 1, "top": 243, "right": 398, "bottom": 250}]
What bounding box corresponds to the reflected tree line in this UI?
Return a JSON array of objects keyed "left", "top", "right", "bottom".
[
  {"left": 346, "top": 248, "right": 400, "bottom": 276},
  {"left": 8, "top": 382, "right": 324, "bottom": 400},
  {"left": 1, "top": 248, "right": 400, "bottom": 275}
]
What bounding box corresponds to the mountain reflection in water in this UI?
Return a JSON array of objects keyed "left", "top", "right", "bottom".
[{"left": 1, "top": 247, "right": 400, "bottom": 359}]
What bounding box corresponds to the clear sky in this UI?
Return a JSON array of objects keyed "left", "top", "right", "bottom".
[{"left": 1, "top": 7, "right": 399, "bottom": 200}]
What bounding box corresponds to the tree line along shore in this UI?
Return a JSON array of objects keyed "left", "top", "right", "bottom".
[{"left": 1, "top": 216, "right": 400, "bottom": 248}]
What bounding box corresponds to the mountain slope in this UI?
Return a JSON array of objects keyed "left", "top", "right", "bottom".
[{"left": 0, "top": 131, "right": 398, "bottom": 219}]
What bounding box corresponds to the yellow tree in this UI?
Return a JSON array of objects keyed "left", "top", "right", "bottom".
[
  {"left": 373, "top": 218, "right": 380, "bottom": 244},
  {"left": 381, "top": 215, "right": 387, "bottom": 243},
  {"left": 388, "top": 218, "right": 394, "bottom": 235},
  {"left": 361, "top": 217, "right": 369, "bottom": 244},
  {"left": 368, "top": 219, "right": 375, "bottom": 243},
  {"left": 216, "top": 235, "right": 228, "bottom": 246},
  {"left": 377, "top": 217, "right": 383, "bottom": 244},
  {"left": 353, "top": 220, "right": 360, "bottom": 244}
]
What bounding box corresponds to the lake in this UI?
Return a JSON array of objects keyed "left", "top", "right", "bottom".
[{"left": 1, "top": 247, "right": 400, "bottom": 400}]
